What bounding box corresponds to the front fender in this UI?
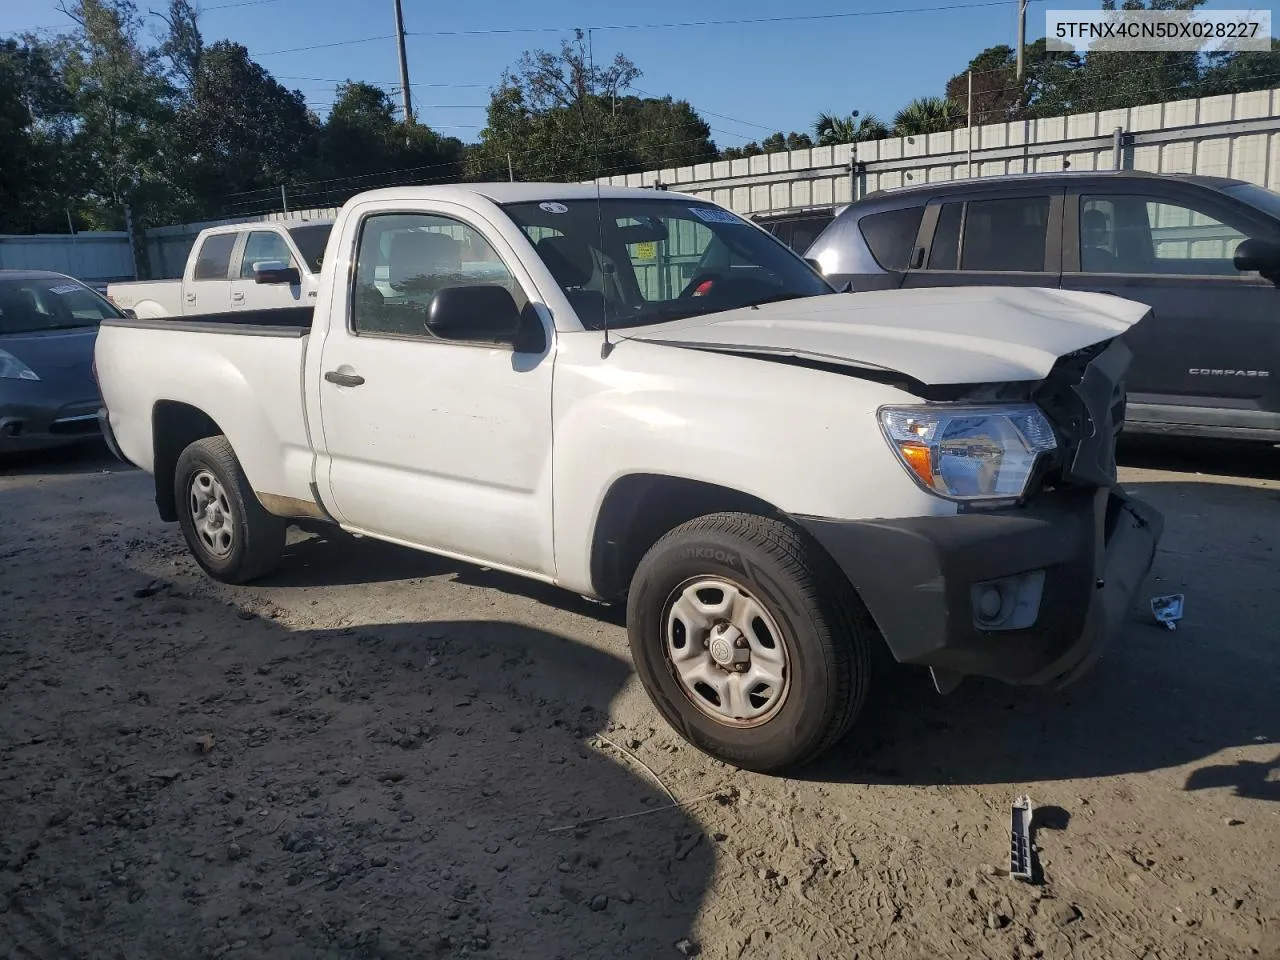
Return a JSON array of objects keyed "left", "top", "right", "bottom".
[{"left": 549, "top": 333, "right": 948, "bottom": 595}]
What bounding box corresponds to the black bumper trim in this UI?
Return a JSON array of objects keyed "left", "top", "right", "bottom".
[
  {"left": 797, "top": 487, "right": 1163, "bottom": 687},
  {"left": 97, "top": 407, "right": 134, "bottom": 466}
]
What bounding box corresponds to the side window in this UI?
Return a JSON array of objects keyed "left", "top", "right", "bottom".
[
  {"left": 1079, "top": 194, "right": 1251, "bottom": 275},
  {"left": 960, "top": 196, "right": 1050, "bottom": 272},
  {"left": 192, "top": 233, "right": 236, "bottom": 281},
  {"left": 928, "top": 203, "right": 963, "bottom": 270},
  {"left": 352, "top": 212, "right": 523, "bottom": 338},
  {"left": 786, "top": 216, "right": 831, "bottom": 254},
  {"left": 239, "top": 231, "right": 295, "bottom": 278},
  {"left": 858, "top": 206, "right": 925, "bottom": 271}
]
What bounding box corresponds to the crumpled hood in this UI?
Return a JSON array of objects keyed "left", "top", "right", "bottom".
[{"left": 620, "top": 286, "right": 1151, "bottom": 385}]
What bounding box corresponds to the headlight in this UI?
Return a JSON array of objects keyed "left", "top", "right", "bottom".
[
  {"left": 0, "top": 349, "right": 40, "bottom": 381},
  {"left": 878, "top": 404, "right": 1057, "bottom": 501}
]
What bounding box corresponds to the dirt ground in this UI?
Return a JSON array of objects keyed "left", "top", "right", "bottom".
[{"left": 1, "top": 438, "right": 1278, "bottom": 960}]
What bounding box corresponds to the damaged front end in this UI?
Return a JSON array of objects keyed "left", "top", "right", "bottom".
[{"left": 795, "top": 332, "right": 1165, "bottom": 693}]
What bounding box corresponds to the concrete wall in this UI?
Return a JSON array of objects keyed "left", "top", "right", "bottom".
[
  {"left": 592, "top": 88, "right": 1280, "bottom": 218},
  {"left": 0, "top": 232, "right": 136, "bottom": 288}
]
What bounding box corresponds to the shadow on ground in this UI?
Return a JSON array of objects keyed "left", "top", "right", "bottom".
[{"left": 1, "top": 603, "right": 718, "bottom": 958}]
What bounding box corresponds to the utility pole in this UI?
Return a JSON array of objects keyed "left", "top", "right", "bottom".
[
  {"left": 507, "top": 153, "right": 514, "bottom": 182},
  {"left": 1015, "top": 0, "right": 1028, "bottom": 81},
  {"left": 393, "top": 0, "right": 413, "bottom": 126},
  {"left": 966, "top": 70, "right": 973, "bottom": 178}
]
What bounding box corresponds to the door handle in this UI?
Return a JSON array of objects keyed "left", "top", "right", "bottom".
[
  {"left": 185, "top": 293, "right": 196, "bottom": 302},
  {"left": 324, "top": 370, "right": 365, "bottom": 387},
  {"left": 231, "top": 292, "right": 245, "bottom": 302}
]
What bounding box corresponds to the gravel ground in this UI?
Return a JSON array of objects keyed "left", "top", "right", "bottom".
[{"left": 1, "top": 438, "right": 1278, "bottom": 960}]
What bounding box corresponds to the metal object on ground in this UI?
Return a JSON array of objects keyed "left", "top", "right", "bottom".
[
  {"left": 1010, "top": 794, "right": 1034, "bottom": 883},
  {"left": 1150, "top": 593, "right": 1185, "bottom": 630}
]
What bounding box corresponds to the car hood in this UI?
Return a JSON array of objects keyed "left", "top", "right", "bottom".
[
  {"left": 619, "top": 286, "right": 1151, "bottom": 386},
  {"left": 0, "top": 326, "right": 99, "bottom": 380}
]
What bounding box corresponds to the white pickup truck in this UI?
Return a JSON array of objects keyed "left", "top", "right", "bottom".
[
  {"left": 94, "top": 183, "right": 1163, "bottom": 773},
  {"left": 105, "top": 218, "right": 333, "bottom": 318}
]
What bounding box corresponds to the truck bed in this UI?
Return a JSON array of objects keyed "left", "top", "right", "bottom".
[{"left": 102, "top": 306, "right": 314, "bottom": 338}]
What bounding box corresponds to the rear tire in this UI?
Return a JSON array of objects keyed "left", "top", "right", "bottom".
[
  {"left": 174, "top": 436, "right": 285, "bottom": 584},
  {"left": 626, "top": 511, "right": 873, "bottom": 774}
]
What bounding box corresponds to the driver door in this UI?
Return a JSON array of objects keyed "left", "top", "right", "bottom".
[
  {"left": 230, "top": 229, "right": 306, "bottom": 310},
  {"left": 313, "top": 202, "right": 557, "bottom": 575}
]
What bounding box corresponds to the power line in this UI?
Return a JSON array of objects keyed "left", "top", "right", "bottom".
[
  {"left": 276, "top": 75, "right": 490, "bottom": 88},
  {"left": 258, "top": 34, "right": 397, "bottom": 56},
  {"left": 254, "top": 0, "right": 1031, "bottom": 56},
  {"left": 411, "top": 0, "right": 1027, "bottom": 37}
]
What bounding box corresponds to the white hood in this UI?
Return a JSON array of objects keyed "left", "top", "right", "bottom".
[{"left": 621, "top": 286, "right": 1150, "bottom": 385}]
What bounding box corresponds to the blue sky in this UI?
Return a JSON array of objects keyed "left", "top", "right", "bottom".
[{"left": 1, "top": 0, "right": 1261, "bottom": 149}]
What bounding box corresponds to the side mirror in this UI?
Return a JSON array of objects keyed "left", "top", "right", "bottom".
[
  {"left": 252, "top": 260, "right": 301, "bottom": 285},
  {"left": 1233, "top": 237, "right": 1280, "bottom": 283},
  {"left": 426, "top": 284, "right": 523, "bottom": 341},
  {"left": 121, "top": 308, "right": 137, "bottom": 319}
]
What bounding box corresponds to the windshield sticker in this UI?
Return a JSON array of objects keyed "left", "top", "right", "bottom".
[
  {"left": 49, "top": 284, "right": 82, "bottom": 295},
  {"left": 539, "top": 201, "right": 568, "bottom": 214},
  {"left": 690, "top": 206, "right": 742, "bottom": 225}
]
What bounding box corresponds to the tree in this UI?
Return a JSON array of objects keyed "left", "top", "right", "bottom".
[
  {"left": 1194, "top": 39, "right": 1280, "bottom": 97},
  {"left": 469, "top": 32, "right": 717, "bottom": 182},
  {"left": 892, "top": 97, "right": 964, "bottom": 136},
  {"left": 54, "top": 0, "right": 176, "bottom": 229},
  {"left": 0, "top": 37, "right": 81, "bottom": 232},
  {"left": 169, "top": 40, "right": 318, "bottom": 214},
  {"left": 306, "top": 80, "right": 464, "bottom": 205},
  {"left": 720, "top": 141, "right": 763, "bottom": 161},
  {"left": 812, "top": 112, "right": 888, "bottom": 146},
  {"left": 945, "top": 44, "right": 1022, "bottom": 125},
  {"left": 759, "top": 131, "right": 814, "bottom": 153},
  {"left": 156, "top": 0, "right": 201, "bottom": 91}
]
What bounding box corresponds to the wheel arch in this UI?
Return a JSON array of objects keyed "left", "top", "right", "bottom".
[
  {"left": 589, "top": 473, "right": 790, "bottom": 601},
  {"left": 152, "top": 401, "right": 226, "bottom": 521}
]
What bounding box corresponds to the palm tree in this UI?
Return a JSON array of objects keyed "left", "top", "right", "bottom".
[
  {"left": 891, "top": 97, "right": 965, "bottom": 136},
  {"left": 813, "top": 111, "right": 889, "bottom": 146}
]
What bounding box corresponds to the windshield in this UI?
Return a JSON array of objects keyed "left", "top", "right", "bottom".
[
  {"left": 502, "top": 199, "right": 832, "bottom": 330},
  {"left": 287, "top": 223, "right": 333, "bottom": 273},
  {"left": 0, "top": 277, "right": 121, "bottom": 334},
  {"left": 1221, "top": 182, "right": 1280, "bottom": 223}
]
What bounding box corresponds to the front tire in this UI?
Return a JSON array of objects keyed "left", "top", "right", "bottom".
[
  {"left": 626, "top": 512, "right": 873, "bottom": 774},
  {"left": 174, "top": 436, "right": 285, "bottom": 584}
]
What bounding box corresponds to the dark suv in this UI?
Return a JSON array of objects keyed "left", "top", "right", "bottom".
[
  {"left": 753, "top": 209, "right": 839, "bottom": 254},
  {"left": 805, "top": 171, "right": 1280, "bottom": 443}
]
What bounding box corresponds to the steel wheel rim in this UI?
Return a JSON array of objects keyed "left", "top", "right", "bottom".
[
  {"left": 189, "top": 469, "right": 235, "bottom": 559},
  {"left": 662, "top": 576, "right": 791, "bottom": 728}
]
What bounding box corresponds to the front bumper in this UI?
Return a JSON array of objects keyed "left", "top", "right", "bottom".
[
  {"left": 797, "top": 487, "right": 1163, "bottom": 688},
  {"left": 0, "top": 394, "right": 102, "bottom": 454}
]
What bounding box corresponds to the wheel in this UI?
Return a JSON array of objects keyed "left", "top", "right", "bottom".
[
  {"left": 174, "top": 436, "right": 285, "bottom": 584},
  {"left": 626, "top": 512, "right": 873, "bottom": 774}
]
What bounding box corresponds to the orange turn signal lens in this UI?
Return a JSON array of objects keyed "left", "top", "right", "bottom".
[{"left": 898, "top": 441, "right": 934, "bottom": 489}]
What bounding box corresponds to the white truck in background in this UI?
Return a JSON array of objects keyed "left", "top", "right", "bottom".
[
  {"left": 93, "top": 183, "right": 1163, "bottom": 774},
  {"left": 106, "top": 219, "right": 334, "bottom": 318}
]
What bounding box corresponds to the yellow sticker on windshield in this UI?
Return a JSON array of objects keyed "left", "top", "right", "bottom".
[{"left": 633, "top": 241, "right": 657, "bottom": 261}]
